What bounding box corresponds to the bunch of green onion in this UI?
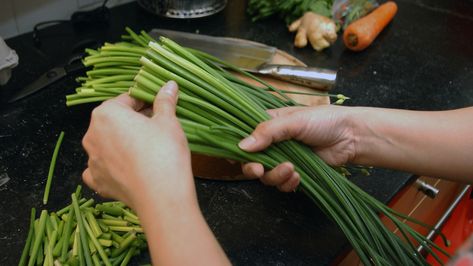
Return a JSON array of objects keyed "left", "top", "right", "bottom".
[
  {"left": 19, "top": 186, "right": 147, "bottom": 266},
  {"left": 66, "top": 28, "right": 449, "bottom": 265}
]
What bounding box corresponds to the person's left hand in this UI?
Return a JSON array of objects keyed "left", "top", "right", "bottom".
[
  {"left": 239, "top": 105, "right": 357, "bottom": 192},
  {"left": 82, "top": 81, "right": 196, "bottom": 211}
]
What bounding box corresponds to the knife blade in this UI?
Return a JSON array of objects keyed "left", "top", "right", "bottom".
[
  {"left": 8, "top": 39, "right": 99, "bottom": 103},
  {"left": 149, "top": 29, "right": 337, "bottom": 91},
  {"left": 8, "top": 67, "right": 67, "bottom": 103}
]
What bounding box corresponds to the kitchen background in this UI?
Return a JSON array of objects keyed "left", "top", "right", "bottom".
[{"left": 0, "top": 0, "right": 133, "bottom": 38}]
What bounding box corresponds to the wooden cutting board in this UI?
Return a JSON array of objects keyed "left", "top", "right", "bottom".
[{"left": 192, "top": 47, "right": 330, "bottom": 180}]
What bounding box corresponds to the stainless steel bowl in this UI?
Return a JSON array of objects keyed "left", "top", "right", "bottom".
[{"left": 137, "top": 0, "right": 227, "bottom": 18}]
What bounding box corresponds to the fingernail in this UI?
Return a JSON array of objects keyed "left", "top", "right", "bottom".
[
  {"left": 162, "top": 81, "right": 177, "bottom": 95},
  {"left": 238, "top": 135, "right": 256, "bottom": 150}
]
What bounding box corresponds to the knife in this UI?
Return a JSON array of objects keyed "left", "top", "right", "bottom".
[{"left": 149, "top": 29, "right": 337, "bottom": 91}]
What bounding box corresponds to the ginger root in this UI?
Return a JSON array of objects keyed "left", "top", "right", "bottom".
[{"left": 289, "top": 12, "right": 337, "bottom": 52}]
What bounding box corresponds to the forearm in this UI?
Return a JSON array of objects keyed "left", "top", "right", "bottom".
[
  {"left": 351, "top": 107, "right": 473, "bottom": 182},
  {"left": 134, "top": 177, "right": 231, "bottom": 266}
]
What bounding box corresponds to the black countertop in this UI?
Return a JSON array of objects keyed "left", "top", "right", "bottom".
[{"left": 1, "top": 1, "right": 472, "bottom": 265}]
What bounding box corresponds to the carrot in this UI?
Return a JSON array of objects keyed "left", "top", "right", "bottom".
[{"left": 343, "top": 1, "right": 398, "bottom": 51}]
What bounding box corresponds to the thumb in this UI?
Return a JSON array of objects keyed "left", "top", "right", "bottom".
[
  {"left": 152, "top": 81, "right": 179, "bottom": 118},
  {"left": 238, "top": 114, "right": 302, "bottom": 152}
]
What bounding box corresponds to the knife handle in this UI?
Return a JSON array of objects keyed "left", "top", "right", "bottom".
[{"left": 257, "top": 65, "right": 337, "bottom": 91}]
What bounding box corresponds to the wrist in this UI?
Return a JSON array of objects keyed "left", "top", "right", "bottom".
[
  {"left": 134, "top": 191, "right": 200, "bottom": 220},
  {"left": 130, "top": 171, "right": 198, "bottom": 214},
  {"left": 346, "top": 107, "right": 371, "bottom": 165},
  {"left": 349, "top": 107, "right": 393, "bottom": 166}
]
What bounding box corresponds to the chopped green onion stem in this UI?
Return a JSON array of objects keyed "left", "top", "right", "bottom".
[
  {"left": 20, "top": 187, "right": 148, "bottom": 266},
  {"left": 43, "top": 131, "right": 65, "bottom": 205}
]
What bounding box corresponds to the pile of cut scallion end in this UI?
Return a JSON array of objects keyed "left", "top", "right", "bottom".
[
  {"left": 65, "top": 28, "right": 449, "bottom": 265},
  {"left": 19, "top": 186, "right": 147, "bottom": 266}
]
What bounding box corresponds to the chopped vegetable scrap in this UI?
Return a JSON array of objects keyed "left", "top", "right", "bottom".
[{"left": 19, "top": 185, "right": 147, "bottom": 266}]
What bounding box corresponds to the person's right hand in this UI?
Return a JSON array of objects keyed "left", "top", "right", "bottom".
[
  {"left": 83, "top": 82, "right": 232, "bottom": 266},
  {"left": 238, "top": 105, "right": 357, "bottom": 192},
  {"left": 82, "top": 81, "right": 195, "bottom": 211}
]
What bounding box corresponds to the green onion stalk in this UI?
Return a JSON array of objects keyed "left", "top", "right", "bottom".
[
  {"left": 43, "top": 131, "right": 65, "bottom": 205},
  {"left": 66, "top": 28, "right": 449, "bottom": 265},
  {"left": 66, "top": 28, "right": 347, "bottom": 107},
  {"left": 19, "top": 186, "right": 146, "bottom": 266}
]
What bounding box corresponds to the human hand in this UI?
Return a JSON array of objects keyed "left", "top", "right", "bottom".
[
  {"left": 289, "top": 12, "right": 337, "bottom": 51},
  {"left": 238, "top": 105, "right": 356, "bottom": 192},
  {"left": 82, "top": 81, "right": 195, "bottom": 211}
]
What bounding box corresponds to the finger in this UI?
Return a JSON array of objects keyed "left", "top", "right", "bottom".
[
  {"left": 277, "top": 172, "right": 300, "bottom": 192},
  {"left": 109, "top": 93, "right": 145, "bottom": 111},
  {"left": 82, "top": 168, "right": 98, "bottom": 191},
  {"left": 83, "top": 168, "right": 109, "bottom": 198},
  {"left": 81, "top": 132, "right": 91, "bottom": 155},
  {"left": 267, "top": 106, "right": 306, "bottom": 118},
  {"left": 239, "top": 113, "right": 303, "bottom": 152},
  {"left": 260, "top": 162, "right": 294, "bottom": 186},
  {"left": 152, "top": 81, "right": 179, "bottom": 117},
  {"left": 288, "top": 18, "right": 301, "bottom": 32},
  {"left": 241, "top": 162, "right": 264, "bottom": 178},
  {"left": 294, "top": 28, "right": 308, "bottom": 48}
]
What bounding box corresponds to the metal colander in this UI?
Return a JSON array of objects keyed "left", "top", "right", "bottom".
[{"left": 137, "top": 0, "right": 227, "bottom": 18}]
